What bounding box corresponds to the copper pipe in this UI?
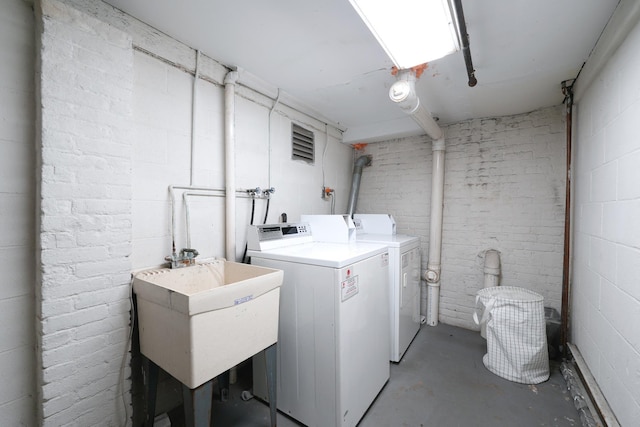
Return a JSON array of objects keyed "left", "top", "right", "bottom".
[{"left": 560, "top": 80, "right": 574, "bottom": 359}]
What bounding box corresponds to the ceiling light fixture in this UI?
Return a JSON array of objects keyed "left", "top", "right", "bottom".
[{"left": 348, "top": 0, "right": 461, "bottom": 69}]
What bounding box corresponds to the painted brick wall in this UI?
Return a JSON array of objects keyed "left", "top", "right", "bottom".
[
  {"left": 571, "top": 16, "right": 640, "bottom": 426},
  {"left": 36, "top": 0, "right": 133, "bottom": 425},
  {"left": 131, "top": 35, "right": 352, "bottom": 271},
  {"left": 0, "top": 1, "right": 37, "bottom": 424},
  {"left": 357, "top": 106, "right": 566, "bottom": 329},
  {"left": 32, "top": 0, "right": 353, "bottom": 424}
]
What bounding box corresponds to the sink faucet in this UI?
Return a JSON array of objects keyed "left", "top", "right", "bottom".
[{"left": 165, "top": 248, "right": 199, "bottom": 269}]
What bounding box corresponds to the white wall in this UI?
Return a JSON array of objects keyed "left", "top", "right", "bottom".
[
  {"left": 131, "top": 35, "right": 353, "bottom": 272},
  {"left": 35, "top": 0, "right": 134, "bottom": 425},
  {"left": 0, "top": 1, "right": 37, "bottom": 424},
  {"left": 571, "top": 15, "right": 640, "bottom": 426},
  {"left": 28, "top": 0, "right": 354, "bottom": 424},
  {"left": 357, "top": 106, "right": 566, "bottom": 329}
]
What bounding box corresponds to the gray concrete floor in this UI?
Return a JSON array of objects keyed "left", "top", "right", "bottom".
[{"left": 191, "top": 323, "right": 579, "bottom": 426}]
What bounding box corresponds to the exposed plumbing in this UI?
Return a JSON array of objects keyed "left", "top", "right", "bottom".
[
  {"left": 483, "top": 249, "right": 501, "bottom": 288},
  {"left": 224, "top": 69, "right": 239, "bottom": 261},
  {"left": 389, "top": 68, "right": 445, "bottom": 326},
  {"left": 389, "top": 69, "right": 443, "bottom": 140},
  {"left": 346, "top": 155, "right": 372, "bottom": 218},
  {"left": 452, "top": 0, "right": 477, "bottom": 87},
  {"left": 424, "top": 137, "right": 445, "bottom": 326}
]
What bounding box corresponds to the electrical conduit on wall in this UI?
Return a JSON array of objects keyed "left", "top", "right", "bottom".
[{"left": 389, "top": 69, "right": 445, "bottom": 326}]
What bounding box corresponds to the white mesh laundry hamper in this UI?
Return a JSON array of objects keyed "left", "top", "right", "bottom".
[{"left": 474, "top": 286, "right": 549, "bottom": 384}]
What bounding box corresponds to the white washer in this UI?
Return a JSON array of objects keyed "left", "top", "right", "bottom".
[
  {"left": 247, "top": 224, "right": 390, "bottom": 427},
  {"left": 354, "top": 215, "right": 421, "bottom": 363}
]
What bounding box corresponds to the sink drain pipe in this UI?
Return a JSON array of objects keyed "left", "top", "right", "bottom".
[{"left": 389, "top": 69, "right": 445, "bottom": 326}]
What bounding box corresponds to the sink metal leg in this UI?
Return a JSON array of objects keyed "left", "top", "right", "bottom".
[
  {"left": 265, "top": 344, "right": 277, "bottom": 427},
  {"left": 182, "top": 380, "right": 213, "bottom": 427},
  {"left": 218, "top": 370, "right": 230, "bottom": 402},
  {"left": 143, "top": 357, "right": 159, "bottom": 427}
]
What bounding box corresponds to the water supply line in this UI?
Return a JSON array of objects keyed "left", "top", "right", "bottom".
[
  {"left": 224, "top": 69, "right": 239, "bottom": 261},
  {"left": 346, "top": 155, "right": 372, "bottom": 218},
  {"left": 389, "top": 68, "right": 445, "bottom": 326}
]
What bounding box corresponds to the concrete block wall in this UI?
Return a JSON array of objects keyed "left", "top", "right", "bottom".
[
  {"left": 35, "top": 0, "right": 133, "bottom": 425},
  {"left": 572, "top": 14, "right": 640, "bottom": 426},
  {"left": 0, "top": 1, "right": 37, "bottom": 424},
  {"left": 357, "top": 106, "right": 566, "bottom": 329}
]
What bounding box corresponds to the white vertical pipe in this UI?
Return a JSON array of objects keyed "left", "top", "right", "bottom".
[
  {"left": 224, "top": 70, "right": 239, "bottom": 261},
  {"left": 426, "top": 137, "right": 445, "bottom": 326},
  {"left": 190, "top": 49, "right": 200, "bottom": 186},
  {"left": 389, "top": 69, "right": 445, "bottom": 325}
]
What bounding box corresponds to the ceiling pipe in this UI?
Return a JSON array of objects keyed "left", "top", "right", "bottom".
[
  {"left": 452, "top": 0, "right": 477, "bottom": 87},
  {"left": 389, "top": 69, "right": 443, "bottom": 140},
  {"left": 389, "top": 69, "right": 446, "bottom": 326}
]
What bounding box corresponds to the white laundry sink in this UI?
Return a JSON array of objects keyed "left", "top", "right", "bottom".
[{"left": 133, "top": 260, "right": 283, "bottom": 389}]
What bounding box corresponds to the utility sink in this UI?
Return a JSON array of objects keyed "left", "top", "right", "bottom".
[{"left": 133, "top": 260, "right": 283, "bottom": 389}]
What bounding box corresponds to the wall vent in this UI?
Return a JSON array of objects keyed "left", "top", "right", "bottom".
[{"left": 291, "top": 123, "right": 314, "bottom": 164}]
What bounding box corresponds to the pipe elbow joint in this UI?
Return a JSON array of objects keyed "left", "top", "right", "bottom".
[
  {"left": 424, "top": 269, "right": 439, "bottom": 284},
  {"left": 224, "top": 70, "right": 239, "bottom": 85}
]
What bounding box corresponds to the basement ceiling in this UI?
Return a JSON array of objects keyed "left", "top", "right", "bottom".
[{"left": 103, "top": 0, "right": 619, "bottom": 143}]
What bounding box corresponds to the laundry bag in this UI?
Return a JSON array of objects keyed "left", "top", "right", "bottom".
[{"left": 473, "top": 286, "right": 549, "bottom": 384}]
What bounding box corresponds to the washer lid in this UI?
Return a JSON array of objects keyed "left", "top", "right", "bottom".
[
  {"left": 247, "top": 241, "right": 388, "bottom": 268},
  {"left": 356, "top": 233, "right": 420, "bottom": 248}
]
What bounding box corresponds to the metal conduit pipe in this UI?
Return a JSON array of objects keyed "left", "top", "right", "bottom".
[
  {"left": 224, "top": 70, "right": 239, "bottom": 261},
  {"left": 346, "top": 155, "right": 372, "bottom": 218},
  {"left": 452, "top": 0, "right": 477, "bottom": 87}
]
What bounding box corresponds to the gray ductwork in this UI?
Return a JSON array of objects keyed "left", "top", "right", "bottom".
[{"left": 346, "top": 155, "right": 372, "bottom": 217}]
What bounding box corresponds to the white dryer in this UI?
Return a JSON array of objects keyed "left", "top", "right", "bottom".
[
  {"left": 247, "top": 223, "right": 390, "bottom": 427},
  {"left": 353, "top": 214, "right": 421, "bottom": 363}
]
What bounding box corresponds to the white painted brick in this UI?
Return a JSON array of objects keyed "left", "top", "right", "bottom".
[
  {"left": 74, "top": 285, "right": 130, "bottom": 310},
  {"left": 618, "top": 150, "right": 640, "bottom": 201},
  {"left": 591, "top": 161, "right": 618, "bottom": 202},
  {"left": 0, "top": 346, "right": 37, "bottom": 404},
  {"left": 572, "top": 15, "right": 640, "bottom": 425},
  {"left": 72, "top": 258, "right": 130, "bottom": 279},
  {"left": 616, "top": 245, "right": 640, "bottom": 300},
  {"left": 41, "top": 305, "right": 110, "bottom": 338},
  {"left": 358, "top": 106, "right": 566, "bottom": 329}
]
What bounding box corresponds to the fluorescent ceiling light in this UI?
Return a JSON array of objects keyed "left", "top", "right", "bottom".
[{"left": 348, "top": 0, "right": 460, "bottom": 69}]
